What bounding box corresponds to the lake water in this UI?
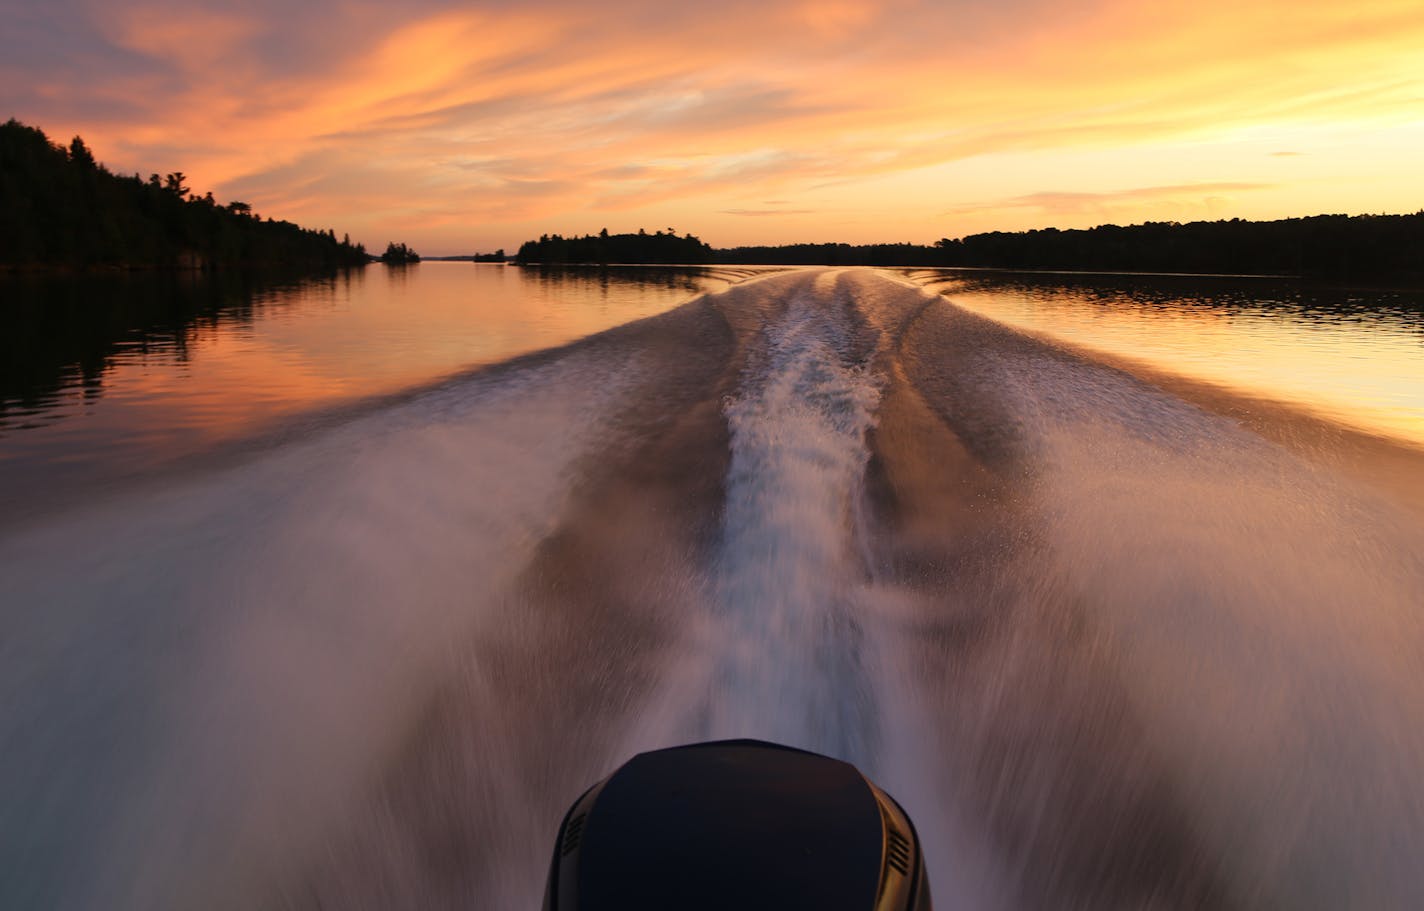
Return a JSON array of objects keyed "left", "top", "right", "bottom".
[
  {"left": 3, "top": 265, "right": 1420, "bottom": 516},
  {"left": 0, "top": 264, "right": 780, "bottom": 521},
  {"left": 3, "top": 264, "right": 1424, "bottom": 910},
  {"left": 909, "top": 269, "right": 1424, "bottom": 443}
]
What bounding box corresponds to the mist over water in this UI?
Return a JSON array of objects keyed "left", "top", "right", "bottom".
[{"left": 4, "top": 269, "right": 1424, "bottom": 909}]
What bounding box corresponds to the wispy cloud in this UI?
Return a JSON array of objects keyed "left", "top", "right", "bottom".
[
  {"left": 720, "top": 208, "right": 818, "bottom": 216},
  {"left": 945, "top": 182, "right": 1275, "bottom": 215},
  {"left": 3, "top": 0, "right": 1421, "bottom": 251},
  {"left": 935, "top": 182, "right": 1278, "bottom": 229}
]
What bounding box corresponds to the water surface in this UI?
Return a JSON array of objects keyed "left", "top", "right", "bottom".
[
  {"left": 0, "top": 263, "right": 773, "bottom": 518},
  {"left": 909, "top": 269, "right": 1424, "bottom": 444},
  {"left": 3, "top": 265, "right": 1423, "bottom": 911}
]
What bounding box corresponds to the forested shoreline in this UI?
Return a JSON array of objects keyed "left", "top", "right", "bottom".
[
  {"left": 7, "top": 115, "right": 1419, "bottom": 283},
  {"left": 517, "top": 214, "right": 1423, "bottom": 283},
  {"left": 716, "top": 214, "right": 1424, "bottom": 281},
  {"left": 0, "top": 120, "right": 368, "bottom": 271}
]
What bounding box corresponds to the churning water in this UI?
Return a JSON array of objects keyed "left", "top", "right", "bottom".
[{"left": 3, "top": 268, "right": 1424, "bottom": 909}]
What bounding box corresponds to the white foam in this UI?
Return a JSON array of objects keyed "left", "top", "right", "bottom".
[
  {"left": 698, "top": 281, "right": 882, "bottom": 756},
  {"left": 988, "top": 344, "right": 1424, "bottom": 908},
  {"left": 0, "top": 347, "right": 645, "bottom": 910}
]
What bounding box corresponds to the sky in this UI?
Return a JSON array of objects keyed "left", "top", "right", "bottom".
[{"left": 3, "top": 0, "right": 1422, "bottom": 254}]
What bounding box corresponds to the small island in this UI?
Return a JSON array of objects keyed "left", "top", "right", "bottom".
[
  {"left": 515, "top": 228, "right": 713, "bottom": 265},
  {"left": 380, "top": 242, "right": 421, "bottom": 264}
]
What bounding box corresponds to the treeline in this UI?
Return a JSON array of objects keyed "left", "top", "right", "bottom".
[
  {"left": 715, "top": 214, "right": 1424, "bottom": 280},
  {"left": 714, "top": 242, "right": 934, "bottom": 267},
  {"left": 0, "top": 119, "right": 369, "bottom": 270},
  {"left": 515, "top": 228, "right": 713, "bottom": 264},
  {"left": 934, "top": 215, "right": 1424, "bottom": 279},
  {"left": 427, "top": 250, "right": 506, "bottom": 262},
  {"left": 380, "top": 241, "right": 421, "bottom": 264}
]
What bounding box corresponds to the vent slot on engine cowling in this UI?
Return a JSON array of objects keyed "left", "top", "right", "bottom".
[
  {"left": 885, "top": 826, "right": 911, "bottom": 876},
  {"left": 561, "top": 813, "right": 587, "bottom": 857},
  {"left": 871, "top": 785, "right": 920, "bottom": 911}
]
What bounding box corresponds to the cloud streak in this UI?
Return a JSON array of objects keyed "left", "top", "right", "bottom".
[
  {"left": 3, "top": 0, "right": 1421, "bottom": 250},
  {"left": 721, "top": 208, "right": 818, "bottom": 217},
  {"left": 945, "top": 182, "right": 1276, "bottom": 217}
]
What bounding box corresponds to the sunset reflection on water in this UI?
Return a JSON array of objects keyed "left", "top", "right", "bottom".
[
  {"left": 0, "top": 264, "right": 754, "bottom": 516},
  {"left": 4, "top": 264, "right": 1421, "bottom": 523},
  {"left": 916, "top": 270, "right": 1424, "bottom": 447}
]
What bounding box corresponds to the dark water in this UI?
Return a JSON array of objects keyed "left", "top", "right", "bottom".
[{"left": 3, "top": 266, "right": 1424, "bottom": 909}]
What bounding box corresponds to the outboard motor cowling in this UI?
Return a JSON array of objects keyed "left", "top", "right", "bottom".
[{"left": 544, "top": 739, "right": 932, "bottom": 911}]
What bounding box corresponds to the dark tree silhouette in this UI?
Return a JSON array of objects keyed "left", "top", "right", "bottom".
[
  {"left": 380, "top": 241, "right": 420, "bottom": 264},
  {"left": 67, "top": 136, "right": 95, "bottom": 169},
  {"left": 514, "top": 228, "right": 713, "bottom": 264},
  {"left": 926, "top": 215, "right": 1424, "bottom": 281},
  {"left": 0, "top": 119, "right": 368, "bottom": 271},
  {"left": 714, "top": 215, "right": 1424, "bottom": 282}
]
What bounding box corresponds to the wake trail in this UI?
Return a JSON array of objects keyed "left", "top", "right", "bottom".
[
  {"left": 700, "top": 272, "right": 884, "bottom": 758},
  {"left": 9, "top": 267, "right": 1424, "bottom": 911},
  {"left": 898, "top": 283, "right": 1424, "bottom": 909},
  {"left": 289, "top": 288, "right": 746, "bottom": 910},
  {"left": 0, "top": 338, "right": 654, "bottom": 911},
  {"left": 618, "top": 270, "right": 1014, "bottom": 910}
]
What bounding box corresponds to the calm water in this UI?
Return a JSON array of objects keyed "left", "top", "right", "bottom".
[
  {"left": 4, "top": 265, "right": 1424, "bottom": 910},
  {"left": 4, "top": 265, "right": 1420, "bottom": 513},
  {"left": 0, "top": 264, "right": 777, "bottom": 519},
  {"left": 910, "top": 269, "right": 1424, "bottom": 443}
]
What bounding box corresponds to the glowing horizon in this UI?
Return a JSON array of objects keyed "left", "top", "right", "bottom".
[{"left": 4, "top": 0, "right": 1422, "bottom": 255}]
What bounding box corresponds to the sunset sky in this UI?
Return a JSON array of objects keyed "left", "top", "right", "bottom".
[{"left": 5, "top": 0, "right": 1422, "bottom": 254}]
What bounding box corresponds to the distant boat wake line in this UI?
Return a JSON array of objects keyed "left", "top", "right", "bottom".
[{"left": 3, "top": 270, "right": 1424, "bottom": 910}]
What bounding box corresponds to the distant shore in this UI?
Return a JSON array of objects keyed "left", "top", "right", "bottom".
[
  {"left": 504, "top": 260, "right": 1424, "bottom": 290},
  {"left": 509, "top": 213, "right": 1424, "bottom": 285}
]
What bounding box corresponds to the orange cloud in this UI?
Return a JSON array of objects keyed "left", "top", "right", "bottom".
[
  {"left": 107, "top": 8, "right": 263, "bottom": 72},
  {"left": 7, "top": 0, "right": 1421, "bottom": 251},
  {"left": 794, "top": 0, "right": 881, "bottom": 37},
  {"left": 940, "top": 182, "right": 1276, "bottom": 226}
]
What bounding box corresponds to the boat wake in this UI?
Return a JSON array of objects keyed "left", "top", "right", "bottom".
[{"left": 3, "top": 269, "right": 1424, "bottom": 910}]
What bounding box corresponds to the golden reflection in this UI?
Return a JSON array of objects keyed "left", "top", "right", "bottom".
[
  {"left": 946, "top": 281, "right": 1424, "bottom": 445},
  {"left": 68, "top": 265, "right": 721, "bottom": 448}
]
